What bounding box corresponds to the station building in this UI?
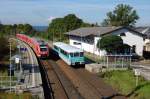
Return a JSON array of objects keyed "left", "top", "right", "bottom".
[{"left": 66, "top": 26, "right": 146, "bottom": 56}]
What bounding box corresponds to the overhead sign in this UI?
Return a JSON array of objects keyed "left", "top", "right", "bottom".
[
  {"left": 20, "top": 48, "right": 27, "bottom": 51},
  {"left": 15, "top": 57, "right": 20, "bottom": 64}
]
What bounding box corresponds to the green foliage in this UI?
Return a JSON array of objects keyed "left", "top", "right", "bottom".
[
  {"left": 64, "top": 14, "right": 83, "bottom": 31},
  {"left": 0, "top": 37, "right": 9, "bottom": 60},
  {"left": 0, "top": 23, "right": 36, "bottom": 36},
  {"left": 97, "top": 35, "right": 123, "bottom": 53},
  {"left": 102, "top": 70, "right": 150, "bottom": 99},
  {"left": 0, "top": 93, "right": 32, "bottom": 99},
  {"left": 47, "top": 14, "right": 94, "bottom": 41},
  {"left": 16, "top": 24, "right": 35, "bottom": 35},
  {"left": 102, "top": 4, "right": 139, "bottom": 26}
]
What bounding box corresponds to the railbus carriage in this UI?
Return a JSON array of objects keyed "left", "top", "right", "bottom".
[
  {"left": 53, "top": 42, "right": 84, "bottom": 66},
  {"left": 16, "top": 34, "right": 49, "bottom": 58}
]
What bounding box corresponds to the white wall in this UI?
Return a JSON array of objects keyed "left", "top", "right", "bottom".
[
  {"left": 69, "top": 28, "right": 145, "bottom": 56},
  {"left": 144, "top": 39, "right": 150, "bottom": 51},
  {"left": 70, "top": 39, "right": 94, "bottom": 53},
  {"left": 70, "top": 37, "right": 106, "bottom": 56},
  {"left": 110, "top": 28, "right": 144, "bottom": 56},
  {"left": 94, "top": 37, "right": 106, "bottom": 56}
]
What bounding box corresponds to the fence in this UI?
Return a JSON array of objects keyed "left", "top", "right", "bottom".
[
  {"left": 85, "top": 52, "right": 132, "bottom": 68},
  {"left": 0, "top": 76, "right": 17, "bottom": 89},
  {"left": 100, "top": 55, "right": 132, "bottom": 68}
]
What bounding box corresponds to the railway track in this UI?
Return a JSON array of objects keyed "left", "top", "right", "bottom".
[
  {"left": 38, "top": 45, "right": 126, "bottom": 99},
  {"left": 39, "top": 59, "right": 83, "bottom": 99},
  {"left": 55, "top": 59, "right": 126, "bottom": 99}
]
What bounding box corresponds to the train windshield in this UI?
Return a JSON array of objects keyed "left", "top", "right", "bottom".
[
  {"left": 80, "top": 52, "right": 84, "bottom": 57},
  {"left": 40, "top": 48, "right": 47, "bottom": 51}
]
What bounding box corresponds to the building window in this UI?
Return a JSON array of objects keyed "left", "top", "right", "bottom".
[
  {"left": 73, "top": 42, "right": 81, "bottom": 45},
  {"left": 132, "top": 45, "right": 136, "bottom": 53},
  {"left": 120, "top": 33, "right": 126, "bottom": 36},
  {"left": 74, "top": 52, "right": 80, "bottom": 57}
]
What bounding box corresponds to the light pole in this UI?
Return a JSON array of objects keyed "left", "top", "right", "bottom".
[
  {"left": 53, "top": 30, "right": 54, "bottom": 43},
  {"left": 130, "top": 47, "right": 132, "bottom": 67},
  {"left": 99, "top": 31, "right": 101, "bottom": 64},
  {"left": 17, "top": 41, "right": 23, "bottom": 74},
  {"left": 9, "top": 39, "right": 12, "bottom": 92},
  {"left": 80, "top": 32, "right": 83, "bottom": 49}
]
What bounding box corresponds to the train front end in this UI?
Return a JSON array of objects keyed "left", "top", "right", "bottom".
[
  {"left": 70, "top": 52, "right": 85, "bottom": 66},
  {"left": 39, "top": 44, "right": 49, "bottom": 58}
]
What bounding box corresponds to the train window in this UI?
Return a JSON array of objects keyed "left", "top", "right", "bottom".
[
  {"left": 40, "top": 45, "right": 46, "bottom": 47},
  {"left": 74, "top": 52, "right": 80, "bottom": 57},
  {"left": 64, "top": 51, "right": 69, "bottom": 57},
  {"left": 120, "top": 33, "right": 126, "bottom": 36},
  {"left": 54, "top": 46, "right": 58, "bottom": 50},
  {"left": 64, "top": 51, "right": 67, "bottom": 55},
  {"left": 80, "top": 52, "right": 84, "bottom": 57},
  {"left": 70, "top": 53, "right": 73, "bottom": 57},
  {"left": 40, "top": 48, "right": 47, "bottom": 51},
  {"left": 73, "top": 42, "right": 81, "bottom": 45},
  {"left": 60, "top": 49, "right": 64, "bottom": 54}
]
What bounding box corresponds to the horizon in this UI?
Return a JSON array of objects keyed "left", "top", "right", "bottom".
[{"left": 0, "top": 0, "right": 150, "bottom": 26}]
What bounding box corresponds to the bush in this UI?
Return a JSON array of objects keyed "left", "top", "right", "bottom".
[{"left": 0, "top": 37, "right": 9, "bottom": 60}]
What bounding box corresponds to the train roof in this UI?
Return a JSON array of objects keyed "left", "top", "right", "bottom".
[
  {"left": 53, "top": 42, "right": 83, "bottom": 53},
  {"left": 32, "top": 38, "right": 47, "bottom": 45}
]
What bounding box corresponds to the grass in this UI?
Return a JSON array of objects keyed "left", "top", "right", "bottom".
[
  {"left": 0, "top": 65, "right": 17, "bottom": 87},
  {"left": 0, "top": 93, "right": 32, "bottom": 99},
  {"left": 84, "top": 52, "right": 101, "bottom": 63},
  {"left": 99, "top": 70, "right": 150, "bottom": 99}
]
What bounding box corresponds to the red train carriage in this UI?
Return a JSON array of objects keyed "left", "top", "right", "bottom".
[{"left": 16, "top": 34, "right": 49, "bottom": 58}]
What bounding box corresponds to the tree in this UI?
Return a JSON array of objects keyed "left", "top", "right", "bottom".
[
  {"left": 0, "top": 37, "right": 9, "bottom": 60},
  {"left": 15, "top": 24, "right": 35, "bottom": 35},
  {"left": 47, "top": 18, "right": 65, "bottom": 40},
  {"left": 81, "top": 23, "right": 92, "bottom": 27},
  {"left": 47, "top": 14, "right": 93, "bottom": 41},
  {"left": 17, "top": 24, "right": 24, "bottom": 33},
  {"left": 0, "top": 23, "right": 35, "bottom": 36},
  {"left": 0, "top": 22, "right": 3, "bottom": 36},
  {"left": 23, "top": 24, "right": 33, "bottom": 34},
  {"left": 97, "top": 35, "right": 123, "bottom": 53},
  {"left": 13, "top": 24, "right": 17, "bottom": 34},
  {"left": 63, "top": 14, "right": 83, "bottom": 31},
  {"left": 48, "top": 14, "right": 83, "bottom": 33},
  {"left": 101, "top": 4, "right": 139, "bottom": 27},
  {"left": 0, "top": 21, "right": 2, "bottom": 31},
  {"left": 3, "top": 25, "right": 13, "bottom": 35}
]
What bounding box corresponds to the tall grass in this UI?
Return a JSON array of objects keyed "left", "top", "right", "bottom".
[{"left": 99, "top": 70, "right": 150, "bottom": 99}]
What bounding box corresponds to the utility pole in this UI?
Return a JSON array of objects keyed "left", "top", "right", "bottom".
[
  {"left": 80, "top": 32, "right": 83, "bottom": 49},
  {"left": 9, "top": 39, "right": 12, "bottom": 92},
  {"left": 53, "top": 30, "right": 54, "bottom": 43},
  {"left": 18, "top": 41, "right": 22, "bottom": 74},
  {"left": 59, "top": 29, "right": 61, "bottom": 42},
  {"left": 130, "top": 47, "right": 132, "bottom": 66}
]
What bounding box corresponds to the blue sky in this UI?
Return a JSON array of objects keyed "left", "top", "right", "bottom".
[{"left": 0, "top": 0, "right": 150, "bottom": 26}]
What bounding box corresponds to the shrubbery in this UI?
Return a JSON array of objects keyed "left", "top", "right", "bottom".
[{"left": 0, "top": 37, "right": 9, "bottom": 60}]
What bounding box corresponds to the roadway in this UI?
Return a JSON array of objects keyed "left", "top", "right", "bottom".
[{"left": 131, "top": 62, "right": 150, "bottom": 80}]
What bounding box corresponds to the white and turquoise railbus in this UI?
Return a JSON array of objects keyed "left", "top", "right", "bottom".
[{"left": 53, "top": 42, "right": 84, "bottom": 66}]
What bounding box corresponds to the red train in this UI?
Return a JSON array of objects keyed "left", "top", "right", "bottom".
[{"left": 16, "top": 34, "right": 49, "bottom": 58}]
